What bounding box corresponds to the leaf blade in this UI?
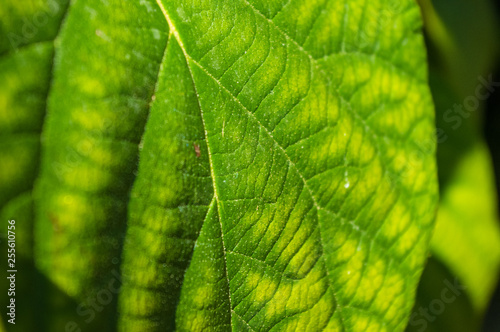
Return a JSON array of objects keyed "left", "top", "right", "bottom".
[{"left": 119, "top": 0, "right": 438, "bottom": 330}]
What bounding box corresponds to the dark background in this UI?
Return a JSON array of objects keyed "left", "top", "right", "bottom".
[
  {"left": 482, "top": 0, "right": 500, "bottom": 330},
  {"left": 483, "top": 45, "right": 500, "bottom": 332}
]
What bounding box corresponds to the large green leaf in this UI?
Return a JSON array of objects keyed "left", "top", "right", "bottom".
[{"left": 0, "top": 0, "right": 438, "bottom": 331}]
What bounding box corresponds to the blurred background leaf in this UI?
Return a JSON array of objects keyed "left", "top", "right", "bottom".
[
  {"left": 0, "top": 1, "right": 69, "bottom": 331},
  {"left": 408, "top": 0, "right": 500, "bottom": 331}
]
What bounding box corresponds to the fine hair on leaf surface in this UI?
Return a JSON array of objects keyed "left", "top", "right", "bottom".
[{"left": 0, "top": 0, "right": 449, "bottom": 331}]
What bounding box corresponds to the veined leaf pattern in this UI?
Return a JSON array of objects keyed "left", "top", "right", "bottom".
[{"left": 0, "top": 0, "right": 438, "bottom": 331}]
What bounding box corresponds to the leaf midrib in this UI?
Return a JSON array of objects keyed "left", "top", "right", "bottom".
[
  {"left": 156, "top": 3, "right": 236, "bottom": 328},
  {"left": 155, "top": 0, "right": 346, "bottom": 329}
]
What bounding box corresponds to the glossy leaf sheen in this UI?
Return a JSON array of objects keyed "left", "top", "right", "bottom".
[{"left": 1, "top": 0, "right": 438, "bottom": 331}]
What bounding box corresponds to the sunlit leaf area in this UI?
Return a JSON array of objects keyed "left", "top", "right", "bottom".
[{"left": 1, "top": 0, "right": 499, "bottom": 331}]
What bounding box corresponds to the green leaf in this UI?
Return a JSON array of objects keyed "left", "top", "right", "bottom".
[
  {"left": 1, "top": 0, "right": 438, "bottom": 331},
  {"left": 32, "top": 0, "right": 169, "bottom": 329},
  {"left": 432, "top": 142, "right": 500, "bottom": 311},
  {"left": 118, "top": 0, "right": 438, "bottom": 330},
  {"left": 0, "top": 1, "right": 68, "bottom": 331},
  {"left": 409, "top": 0, "right": 500, "bottom": 330}
]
